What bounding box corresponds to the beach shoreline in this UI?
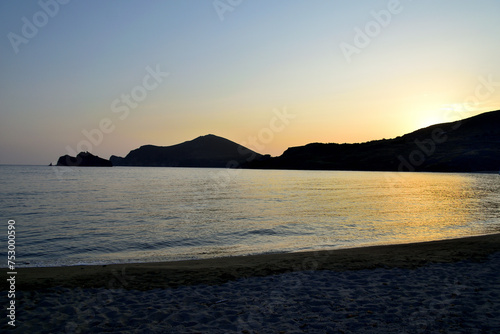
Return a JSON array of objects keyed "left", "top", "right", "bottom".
[
  {"left": 12, "top": 233, "right": 500, "bottom": 333},
  {"left": 18, "top": 233, "right": 500, "bottom": 291}
]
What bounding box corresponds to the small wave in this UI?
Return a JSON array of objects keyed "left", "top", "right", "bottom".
[{"left": 246, "top": 228, "right": 278, "bottom": 236}]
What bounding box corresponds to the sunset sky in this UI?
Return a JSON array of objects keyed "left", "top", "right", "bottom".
[{"left": 1, "top": 0, "right": 500, "bottom": 164}]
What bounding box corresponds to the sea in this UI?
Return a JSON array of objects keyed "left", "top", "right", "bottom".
[{"left": 1, "top": 165, "right": 499, "bottom": 268}]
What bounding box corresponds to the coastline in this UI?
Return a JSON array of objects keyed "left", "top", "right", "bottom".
[{"left": 18, "top": 233, "right": 500, "bottom": 291}]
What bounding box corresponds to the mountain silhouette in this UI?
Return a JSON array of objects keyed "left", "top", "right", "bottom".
[
  {"left": 110, "top": 134, "right": 266, "bottom": 167},
  {"left": 246, "top": 110, "right": 500, "bottom": 172},
  {"left": 56, "top": 152, "right": 113, "bottom": 167}
]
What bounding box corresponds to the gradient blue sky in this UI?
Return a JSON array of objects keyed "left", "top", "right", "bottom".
[{"left": 1, "top": 0, "right": 499, "bottom": 164}]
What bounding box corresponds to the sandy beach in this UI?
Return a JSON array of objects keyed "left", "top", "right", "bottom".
[{"left": 11, "top": 233, "right": 500, "bottom": 333}]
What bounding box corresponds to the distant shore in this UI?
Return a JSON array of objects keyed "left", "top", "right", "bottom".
[{"left": 18, "top": 233, "right": 500, "bottom": 291}]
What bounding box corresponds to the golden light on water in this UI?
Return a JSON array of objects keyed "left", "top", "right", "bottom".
[
  {"left": 4, "top": 166, "right": 500, "bottom": 266},
  {"left": 376, "top": 172, "right": 478, "bottom": 244},
  {"left": 226, "top": 170, "right": 497, "bottom": 252}
]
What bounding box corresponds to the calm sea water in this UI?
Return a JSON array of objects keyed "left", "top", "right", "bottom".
[{"left": 1, "top": 165, "right": 499, "bottom": 267}]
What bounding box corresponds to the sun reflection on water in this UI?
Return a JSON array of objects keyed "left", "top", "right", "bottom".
[{"left": 2, "top": 166, "right": 499, "bottom": 266}]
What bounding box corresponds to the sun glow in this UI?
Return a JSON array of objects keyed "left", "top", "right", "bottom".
[
  {"left": 418, "top": 114, "right": 445, "bottom": 129},
  {"left": 416, "top": 103, "right": 470, "bottom": 129}
]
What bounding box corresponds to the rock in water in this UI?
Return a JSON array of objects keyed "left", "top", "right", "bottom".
[{"left": 56, "top": 152, "right": 113, "bottom": 167}]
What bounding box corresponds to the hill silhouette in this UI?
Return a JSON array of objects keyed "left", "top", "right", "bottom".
[
  {"left": 246, "top": 110, "right": 500, "bottom": 172},
  {"left": 110, "top": 134, "right": 265, "bottom": 167},
  {"left": 56, "top": 152, "right": 113, "bottom": 167}
]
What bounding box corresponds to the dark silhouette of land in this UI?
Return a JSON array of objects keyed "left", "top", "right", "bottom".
[
  {"left": 56, "top": 152, "right": 113, "bottom": 167},
  {"left": 110, "top": 134, "right": 266, "bottom": 167},
  {"left": 53, "top": 110, "right": 499, "bottom": 172},
  {"left": 246, "top": 110, "right": 500, "bottom": 172}
]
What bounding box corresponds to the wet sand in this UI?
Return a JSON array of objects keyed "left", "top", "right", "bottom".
[{"left": 17, "top": 233, "right": 500, "bottom": 290}]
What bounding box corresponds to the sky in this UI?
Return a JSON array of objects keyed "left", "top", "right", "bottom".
[{"left": 1, "top": 0, "right": 500, "bottom": 165}]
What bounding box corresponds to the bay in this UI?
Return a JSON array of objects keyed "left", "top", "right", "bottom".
[{"left": 1, "top": 165, "right": 499, "bottom": 267}]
